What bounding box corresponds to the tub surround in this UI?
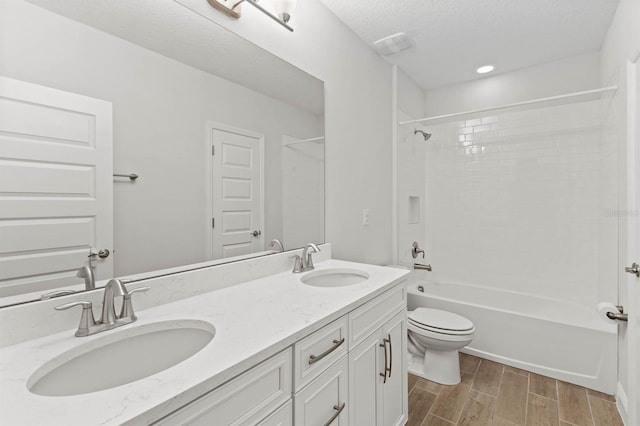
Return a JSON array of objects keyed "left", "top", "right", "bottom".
[{"left": 0, "top": 253, "right": 408, "bottom": 425}]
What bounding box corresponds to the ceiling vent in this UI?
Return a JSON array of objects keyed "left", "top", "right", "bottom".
[{"left": 373, "top": 33, "right": 413, "bottom": 56}]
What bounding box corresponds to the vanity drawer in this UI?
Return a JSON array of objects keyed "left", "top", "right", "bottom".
[
  {"left": 348, "top": 281, "right": 406, "bottom": 349},
  {"left": 294, "top": 355, "right": 348, "bottom": 426},
  {"left": 154, "top": 348, "right": 292, "bottom": 426},
  {"left": 257, "top": 400, "right": 292, "bottom": 426},
  {"left": 294, "top": 315, "right": 348, "bottom": 391}
]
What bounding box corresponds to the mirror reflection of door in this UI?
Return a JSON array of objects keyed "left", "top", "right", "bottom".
[
  {"left": 207, "top": 123, "right": 264, "bottom": 260},
  {"left": 0, "top": 77, "right": 113, "bottom": 299}
]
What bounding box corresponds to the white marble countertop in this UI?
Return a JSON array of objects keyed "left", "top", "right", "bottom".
[{"left": 0, "top": 259, "right": 408, "bottom": 425}]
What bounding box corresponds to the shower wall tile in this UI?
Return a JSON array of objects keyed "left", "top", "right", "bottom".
[{"left": 417, "top": 99, "right": 617, "bottom": 307}]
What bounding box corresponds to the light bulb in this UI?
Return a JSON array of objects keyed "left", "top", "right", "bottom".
[
  {"left": 476, "top": 65, "right": 495, "bottom": 74},
  {"left": 272, "top": 0, "right": 297, "bottom": 23}
]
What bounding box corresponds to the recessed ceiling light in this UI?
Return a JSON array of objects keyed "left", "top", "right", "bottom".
[{"left": 476, "top": 65, "right": 495, "bottom": 74}]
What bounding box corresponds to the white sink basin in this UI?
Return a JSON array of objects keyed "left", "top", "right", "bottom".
[
  {"left": 301, "top": 268, "right": 369, "bottom": 287},
  {"left": 27, "top": 320, "right": 215, "bottom": 396}
]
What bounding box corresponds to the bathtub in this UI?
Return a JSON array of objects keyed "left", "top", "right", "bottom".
[{"left": 407, "top": 279, "right": 618, "bottom": 393}]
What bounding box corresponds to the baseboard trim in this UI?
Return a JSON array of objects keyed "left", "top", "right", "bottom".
[{"left": 616, "top": 382, "right": 629, "bottom": 425}]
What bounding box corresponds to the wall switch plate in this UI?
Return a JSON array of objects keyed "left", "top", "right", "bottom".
[{"left": 363, "top": 208, "right": 370, "bottom": 226}]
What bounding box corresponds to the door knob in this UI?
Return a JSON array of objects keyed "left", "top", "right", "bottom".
[
  {"left": 89, "top": 248, "right": 110, "bottom": 259},
  {"left": 625, "top": 262, "right": 639, "bottom": 277},
  {"left": 251, "top": 230, "right": 262, "bottom": 238}
]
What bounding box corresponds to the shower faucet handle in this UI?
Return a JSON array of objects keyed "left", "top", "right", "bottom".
[{"left": 411, "top": 241, "right": 425, "bottom": 259}]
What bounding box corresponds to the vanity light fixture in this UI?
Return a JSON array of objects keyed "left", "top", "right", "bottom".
[
  {"left": 207, "top": 0, "right": 297, "bottom": 32},
  {"left": 476, "top": 65, "right": 495, "bottom": 74}
]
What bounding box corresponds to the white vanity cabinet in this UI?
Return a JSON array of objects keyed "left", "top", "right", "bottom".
[
  {"left": 153, "top": 349, "right": 292, "bottom": 426},
  {"left": 348, "top": 287, "right": 408, "bottom": 426},
  {"left": 153, "top": 281, "right": 407, "bottom": 426},
  {"left": 293, "top": 355, "right": 349, "bottom": 425}
]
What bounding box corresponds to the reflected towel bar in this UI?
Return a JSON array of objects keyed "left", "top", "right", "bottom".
[{"left": 113, "top": 174, "right": 138, "bottom": 181}]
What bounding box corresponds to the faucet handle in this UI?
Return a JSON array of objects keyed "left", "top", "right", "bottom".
[
  {"left": 291, "top": 255, "right": 304, "bottom": 273},
  {"left": 41, "top": 289, "right": 76, "bottom": 300},
  {"left": 55, "top": 301, "right": 96, "bottom": 337},
  {"left": 411, "top": 241, "right": 425, "bottom": 259},
  {"left": 306, "top": 251, "right": 316, "bottom": 270},
  {"left": 119, "top": 286, "right": 150, "bottom": 322}
]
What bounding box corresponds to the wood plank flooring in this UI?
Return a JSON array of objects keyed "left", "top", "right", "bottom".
[{"left": 407, "top": 354, "right": 623, "bottom": 426}]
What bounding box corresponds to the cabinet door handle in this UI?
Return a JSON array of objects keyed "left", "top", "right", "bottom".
[
  {"left": 387, "top": 333, "right": 393, "bottom": 378},
  {"left": 379, "top": 338, "right": 389, "bottom": 383},
  {"left": 309, "top": 338, "right": 345, "bottom": 365},
  {"left": 323, "top": 402, "right": 346, "bottom": 426}
]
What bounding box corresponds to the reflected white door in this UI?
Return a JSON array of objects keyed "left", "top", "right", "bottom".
[
  {"left": 207, "top": 124, "right": 264, "bottom": 260},
  {"left": 0, "top": 77, "right": 113, "bottom": 298},
  {"left": 628, "top": 54, "right": 640, "bottom": 426}
]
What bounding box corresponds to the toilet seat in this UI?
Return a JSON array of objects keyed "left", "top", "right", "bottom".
[{"left": 409, "top": 308, "right": 474, "bottom": 335}]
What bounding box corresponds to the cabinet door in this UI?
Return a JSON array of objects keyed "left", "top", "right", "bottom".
[
  {"left": 348, "top": 329, "right": 384, "bottom": 426},
  {"left": 381, "top": 310, "right": 408, "bottom": 426},
  {"left": 294, "top": 356, "right": 349, "bottom": 426}
]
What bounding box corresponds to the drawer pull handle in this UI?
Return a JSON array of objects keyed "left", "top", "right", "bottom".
[
  {"left": 387, "top": 333, "right": 393, "bottom": 378},
  {"left": 379, "top": 338, "right": 388, "bottom": 383},
  {"left": 323, "top": 402, "right": 346, "bottom": 426},
  {"left": 308, "top": 338, "right": 345, "bottom": 365},
  {"left": 379, "top": 335, "right": 392, "bottom": 383}
]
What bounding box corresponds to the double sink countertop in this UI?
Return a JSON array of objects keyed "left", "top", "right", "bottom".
[{"left": 0, "top": 259, "right": 408, "bottom": 425}]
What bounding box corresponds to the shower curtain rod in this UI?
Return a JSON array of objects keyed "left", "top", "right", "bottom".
[{"left": 399, "top": 86, "right": 618, "bottom": 126}]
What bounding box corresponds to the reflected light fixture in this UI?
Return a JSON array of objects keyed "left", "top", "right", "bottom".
[
  {"left": 476, "top": 65, "right": 495, "bottom": 74},
  {"left": 207, "top": 0, "right": 297, "bottom": 32}
]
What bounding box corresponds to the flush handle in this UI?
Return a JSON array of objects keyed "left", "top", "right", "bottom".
[{"left": 625, "top": 262, "right": 639, "bottom": 277}]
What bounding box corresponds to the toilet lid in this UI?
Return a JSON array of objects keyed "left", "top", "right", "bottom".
[{"left": 409, "top": 308, "right": 474, "bottom": 332}]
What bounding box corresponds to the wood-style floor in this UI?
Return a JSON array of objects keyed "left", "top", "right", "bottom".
[{"left": 407, "top": 353, "right": 623, "bottom": 426}]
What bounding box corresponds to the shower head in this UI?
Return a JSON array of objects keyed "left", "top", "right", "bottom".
[{"left": 414, "top": 129, "right": 432, "bottom": 141}]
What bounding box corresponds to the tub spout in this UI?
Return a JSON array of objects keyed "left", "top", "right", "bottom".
[{"left": 414, "top": 263, "right": 432, "bottom": 271}]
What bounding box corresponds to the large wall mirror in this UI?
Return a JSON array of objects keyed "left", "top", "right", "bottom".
[{"left": 0, "top": 0, "right": 325, "bottom": 307}]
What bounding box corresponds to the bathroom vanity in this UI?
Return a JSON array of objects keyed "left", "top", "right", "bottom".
[{"left": 0, "top": 250, "right": 409, "bottom": 425}]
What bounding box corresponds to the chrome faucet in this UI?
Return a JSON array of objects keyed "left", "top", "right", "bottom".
[
  {"left": 101, "top": 278, "right": 128, "bottom": 325},
  {"left": 414, "top": 263, "right": 432, "bottom": 271},
  {"left": 301, "top": 243, "right": 320, "bottom": 271},
  {"left": 55, "top": 279, "right": 150, "bottom": 337},
  {"left": 267, "top": 239, "right": 285, "bottom": 252},
  {"left": 76, "top": 265, "right": 96, "bottom": 290},
  {"left": 291, "top": 243, "right": 321, "bottom": 273}
]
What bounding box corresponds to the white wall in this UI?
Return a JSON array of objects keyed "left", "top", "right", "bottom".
[
  {"left": 397, "top": 110, "right": 427, "bottom": 267},
  {"left": 0, "top": 0, "right": 322, "bottom": 275},
  {"left": 397, "top": 70, "right": 426, "bottom": 120},
  {"left": 174, "top": 0, "right": 395, "bottom": 265},
  {"left": 599, "top": 0, "right": 640, "bottom": 415},
  {"left": 424, "top": 52, "right": 601, "bottom": 117},
  {"left": 396, "top": 70, "right": 427, "bottom": 266}
]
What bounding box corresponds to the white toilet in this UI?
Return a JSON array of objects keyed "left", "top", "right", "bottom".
[{"left": 407, "top": 308, "right": 475, "bottom": 385}]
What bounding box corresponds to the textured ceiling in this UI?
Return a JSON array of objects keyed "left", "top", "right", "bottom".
[
  {"left": 320, "top": 0, "right": 620, "bottom": 90},
  {"left": 24, "top": 0, "right": 324, "bottom": 114}
]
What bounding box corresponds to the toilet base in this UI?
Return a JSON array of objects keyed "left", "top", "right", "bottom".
[{"left": 407, "top": 349, "right": 462, "bottom": 386}]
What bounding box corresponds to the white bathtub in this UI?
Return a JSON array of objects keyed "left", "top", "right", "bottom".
[{"left": 407, "top": 279, "right": 618, "bottom": 393}]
